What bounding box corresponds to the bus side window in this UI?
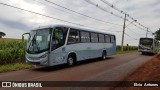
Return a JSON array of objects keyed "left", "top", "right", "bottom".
[
  {"left": 105, "top": 35, "right": 110, "bottom": 43},
  {"left": 68, "top": 29, "right": 80, "bottom": 44},
  {"left": 91, "top": 33, "right": 98, "bottom": 43},
  {"left": 99, "top": 34, "right": 105, "bottom": 43},
  {"left": 111, "top": 35, "right": 115, "bottom": 43},
  {"left": 81, "top": 31, "right": 90, "bottom": 43}
]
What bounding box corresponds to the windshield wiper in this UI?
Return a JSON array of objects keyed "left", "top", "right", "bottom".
[
  {"left": 28, "top": 34, "right": 40, "bottom": 52},
  {"left": 33, "top": 35, "right": 40, "bottom": 51}
]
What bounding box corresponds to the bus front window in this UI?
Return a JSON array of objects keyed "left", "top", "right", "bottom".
[
  {"left": 51, "top": 27, "right": 68, "bottom": 50},
  {"left": 27, "top": 28, "right": 51, "bottom": 54},
  {"left": 139, "top": 38, "right": 153, "bottom": 49},
  {"left": 140, "top": 38, "right": 153, "bottom": 46}
]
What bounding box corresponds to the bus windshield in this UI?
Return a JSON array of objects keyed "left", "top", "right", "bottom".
[
  {"left": 27, "top": 28, "right": 51, "bottom": 54},
  {"left": 140, "top": 38, "right": 153, "bottom": 46}
]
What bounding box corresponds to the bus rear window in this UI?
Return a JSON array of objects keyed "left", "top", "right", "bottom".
[{"left": 140, "top": 38, "right": 153, "bottom": 45}]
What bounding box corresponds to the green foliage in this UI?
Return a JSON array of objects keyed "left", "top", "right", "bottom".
[
  {"left": 116, "top": 45, "right": 138, "bottom": 52},
  {"left": 0, "top": 63, "right": 32, "bottom": 73},
  {"left": 155, "top": 28, "right": 160, "bottom": 40},
  {"left": 0, "top": 39, "right": 26, "bottom": 65}
]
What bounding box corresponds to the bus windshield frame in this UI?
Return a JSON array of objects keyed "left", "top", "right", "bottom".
[{"left": 27, "top": 28, "right": 51, "bottom": 54}]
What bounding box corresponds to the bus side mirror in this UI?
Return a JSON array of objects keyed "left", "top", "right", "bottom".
[{"left": 22, "top": 33, "right": 30, "bottom": 42}]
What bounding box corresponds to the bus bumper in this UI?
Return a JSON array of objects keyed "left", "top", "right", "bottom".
[
  {"left": 138, "top": 49, "right": 153, "bottom": 53},
  {"left": 26, "top": 57, "right": 49, "bottom": 66}
]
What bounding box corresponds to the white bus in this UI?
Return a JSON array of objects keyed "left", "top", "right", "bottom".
[
  {"left": 23, "top": 25, "right": 116, "bottom": 66},
  {"left": 138, "top": 38, "right": 159, "bottom": 55}
]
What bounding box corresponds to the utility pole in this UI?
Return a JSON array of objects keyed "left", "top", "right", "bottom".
[
  {"left": 121, "top": 14, "right": 127, "bottom": 52},
  {"left": 146, "top": 28, "right": 149, "bottom": 38}
]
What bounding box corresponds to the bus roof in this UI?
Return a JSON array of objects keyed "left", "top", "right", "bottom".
[{"left": 32, "top": 24, "right": 115, "bottom": 36}]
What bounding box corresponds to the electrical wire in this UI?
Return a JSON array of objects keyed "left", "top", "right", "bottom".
[
  {"left": 124, "top": 32, "right": 138, "bottom": 40},
  {"left": 0, "top": 2, "right": 114, "bottom": 33},
  {"left": 0, "top": 1, "right": 149, "bottom": 41},
  {"left": 126, "top": 27, "right": 140, "bottom": 35},
  {"left": 100, "top": 0, "right": 152, "bottom": 32},
  {"left": 44, "top": 0, "right": 122, "bottom": 26},
  {"left": 84, "top": 0, "right": 124, "bottom": 20}
]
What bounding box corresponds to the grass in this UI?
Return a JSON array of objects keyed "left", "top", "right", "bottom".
[
  {"left": 116, "top": 50, "right": 138, "bottom": 54},
  {"left": 0, "top": 63, "right": 32, "bottom": 73},
  {"left": 0, "top": 38, "right": 30, "bottom": 73},
  {"left": 0, "top": 38, "right": 26, "bottom": 65},
  {"left": 0, "top": 38, "right": 21, "bottom": 42}
]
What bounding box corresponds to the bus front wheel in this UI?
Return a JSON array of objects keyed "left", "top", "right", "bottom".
[{"left": 67, "top": 56, "right": 75, "bottom": 66}]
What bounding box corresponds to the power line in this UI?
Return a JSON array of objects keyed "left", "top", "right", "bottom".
[
  {"left": 100, "top": 0, "right": 127, "bottom": 15},
  {"left": 125, "top": 21, "right": 153, "bottom": 37},
  {"left": 85, "top": 0, "right": 146, "bottom": 32},
  {"left": 84, "top": 0, "right": 142, "bottom": 47},
  {"left": 127, "top": 21, "right": 153, "bottom": 34},
  {"left": 44, "top": 0, "right": 122, "bottom": 26},
  {"left": 44, "top": 0, "right": 151, "bottom": 34},
  {"left": 33, "top": 0, "right": 81, "bottom": 18},
  {"left": 83, "top": 0, "right": 147, "bottom": 44},
  {"left": 127, "top": 20, "right": 147, "bottom": 32},
  {"left": 0, "top": 2, "right": 84, "bottom": 26},
  {"left": 84, "top": 0, "right": 125, "bottom": 20},
  {"left": 100, "top": 0, "right": 152, "bottom": 32},
  {"left": 126, "top": 27, "right": 140, "bottom": 36},
  {"left": 124, "top": 32, "right": 138, "bottom": 40},
  {"left": 0, "top": 2, "right": 115, "bottom": 33},
  {"left": 100, "top": 0, "right": 143, "bottom": 25}
]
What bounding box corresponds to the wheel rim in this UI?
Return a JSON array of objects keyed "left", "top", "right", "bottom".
[{"left": 68, "top": 57, "right": 74, "bottom": 65}]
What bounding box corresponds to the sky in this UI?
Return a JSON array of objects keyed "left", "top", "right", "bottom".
[{"left": 0, "top": 0, "right": 159, "bottom": 45}]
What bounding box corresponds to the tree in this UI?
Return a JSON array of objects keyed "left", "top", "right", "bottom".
[
  {"left": 155, "top": 28, "right": 160, "bottom": 40},
  {"left": 0, "top": 32, "right": 6, "bottom": 38}
]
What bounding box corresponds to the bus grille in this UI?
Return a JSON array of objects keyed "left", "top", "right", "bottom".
[{"left": 28, "top": 61, "right": 40, "bottom": 65}]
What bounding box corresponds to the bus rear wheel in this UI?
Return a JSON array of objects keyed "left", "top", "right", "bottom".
[
  {"left": 102, "top": 51, "right": 106, "bottom": 60},
  {"left": 142, "top": 52, "right": 145, "bottom": 55},
  {"left": 67, "top": 56, "right": 75, "bottom": 66}
]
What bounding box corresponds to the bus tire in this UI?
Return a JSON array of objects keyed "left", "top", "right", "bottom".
[
  {"left": 142, "top": 52, "right": 145, "bottom": 55},
  {"left": 67, "top": 55, "right": 76, "bottom": 66},
  {"left": 102, "top": 51, "right": 106, "bottom": 60}
]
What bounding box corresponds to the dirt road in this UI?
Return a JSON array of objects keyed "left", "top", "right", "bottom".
[{"left": 0, "top": 52, "right": 155, "bottom": 90}]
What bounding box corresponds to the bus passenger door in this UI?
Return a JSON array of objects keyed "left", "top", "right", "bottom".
[
  {"left": 49, "top": 27, "right": 68, "bottom": 66},
  {"left": 49, "top": 46, "right": 66, "bottom": 65}
]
